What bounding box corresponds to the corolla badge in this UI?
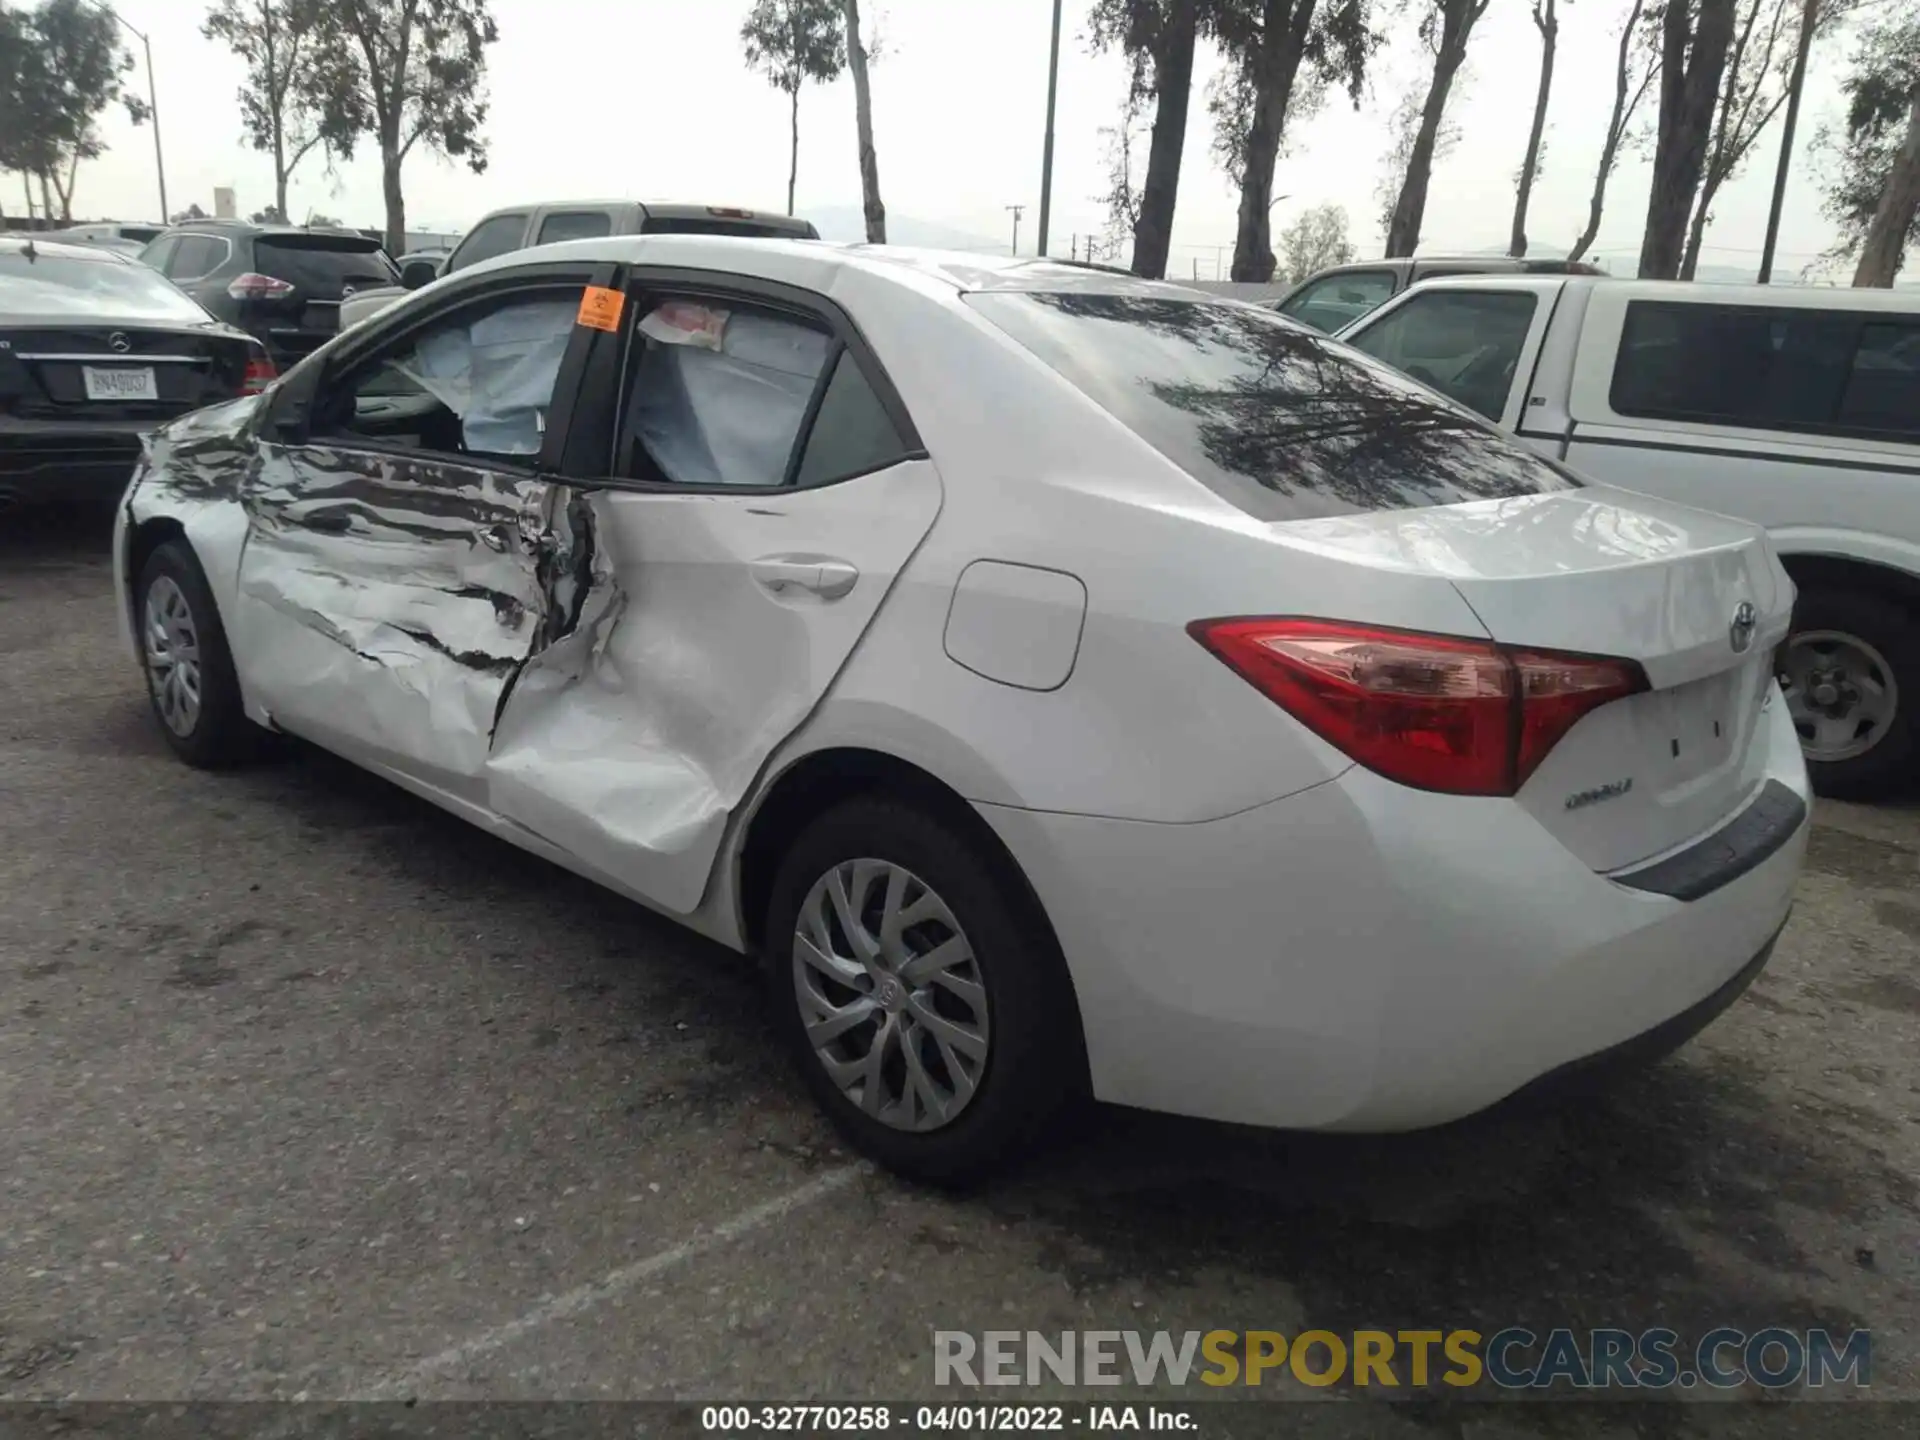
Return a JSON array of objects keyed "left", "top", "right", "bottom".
[
  {"left": 1730, "top": 600, "right": 1758, "bottom": 653},
  {"left": 1565, "top": 778, "right": 1633, "bottom": 812},
  {"left": 108, "top": 332, "right": 131, "bottom": 352}
]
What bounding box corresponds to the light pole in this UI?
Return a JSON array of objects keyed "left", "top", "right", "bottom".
[
  {"left": 1757, "top": 0, "right": 1820, "bottom": 284},
  {"left": 91, "top": 4, "right": 168, "bottom": 223},
  {"left": 1006, "top": 204, "right": 1026, "bottom": 256},
  {"left": 1035, "top": 0, "right": 1063, "bottom": 257}
]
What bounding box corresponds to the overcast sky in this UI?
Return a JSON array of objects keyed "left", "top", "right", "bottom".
[{"left": 51, "top": 0, "right": 1883, "bottom": 281}]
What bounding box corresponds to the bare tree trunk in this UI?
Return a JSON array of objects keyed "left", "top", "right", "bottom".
[
  {"left": 1854, "top": 88, "right": 1920, "bottom": 287},
  {"left": 1570, "top": 0, "right": 1652, "bottom": 262},
  {"left": 1131, "top": 0, "right": 1199, "bottom": 279},
  {"left": 1680, "top": 185, "right": 1714, "bottom": 278},
  {"left": 1230, "top": 0, "right": 1314, "bottom": 282},
  {"left": 787, "top": 84, "right": 800, "bottom": 216},
  {"left": 1386, "top": 54, "right": 1461, "bottom": 256},
  {"left": 1638, "top": 0, "right": 1737, "bottom": 279},
  {"left": 37, "top": 169, "right": 52, "bottom": 225},
  {"left": 1386, "top": 0, "right": 1487, "bottom": 259},
  {"left": 842, "top": 0, "right": 885, "bottom": 242},
  {"left": 274, "top": 126, "right": 289, "bottom": 225},
  {"left": 381, "top": 145, "right": 407, "bottom": 256},
  {"left": 1509, "top": 0, "right": 1558, "bottom": 257}
]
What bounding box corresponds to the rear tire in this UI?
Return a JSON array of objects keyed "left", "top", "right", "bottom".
[
  {"left": 765, "top": 798, "right": 1077, "bottom": 1186},
  {"left": 136, "top": 540, "right": 260, "bottom": 769},
  {"left": 1781, "top": 588, "right": 1918, "bottom": 801}
]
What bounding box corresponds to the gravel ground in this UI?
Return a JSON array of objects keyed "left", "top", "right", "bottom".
[{"left": 1, "top": 505, "right": 1915, "bottom": 1436}]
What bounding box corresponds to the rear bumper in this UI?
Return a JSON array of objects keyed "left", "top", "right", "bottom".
[
  {"left": 0, "top": 418, "right": 148, "bottom": 504},
  {"left": 979, "top": 692, "right": 1811, "bottom": 1133}
]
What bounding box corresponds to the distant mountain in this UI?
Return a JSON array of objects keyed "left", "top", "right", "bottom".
[{"left": 803, "top": 207, "right": 1001, "bottom": 253}]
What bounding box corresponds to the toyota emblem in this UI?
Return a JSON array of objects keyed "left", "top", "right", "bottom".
[
  {"left": 108, "top": 332, "right": 131, "bottom": 353},
  {"left": 341, "top": 284, "right": 357, "bottom": 298},
  {"left": 1730, "top": 600, "right": 1758, "bottom": 654}
]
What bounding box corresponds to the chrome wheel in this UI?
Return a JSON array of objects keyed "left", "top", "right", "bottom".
[
  {"left": 792, "top": 858, "right": 990, "bottom": 1133},
  {"left": 1780, "top": 629, "right": 1900, "bottom": 763},
  {"left": 143, "top": 574, "right": 202, "bottom": 737}
]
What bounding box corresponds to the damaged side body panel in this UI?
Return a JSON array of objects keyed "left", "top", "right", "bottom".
[
  {"left": 116, "top": 394, "right": 266, "bottom": 672},
  {"left": 126, "top": 259, "right": 944, "bottom": 936},
  {"left": 230, "top": 441, "right": 556, "bottom": 788},
  {"left": 486, "top": 459, "right": 944, "bottom": 915}
]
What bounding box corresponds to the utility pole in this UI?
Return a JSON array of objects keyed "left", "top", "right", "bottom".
[
  {"left": 1036, "top": 0, "right": 1063, "bottom": 256},
  {"left": 1758, "top": 0, "right": 1820, "bottom": 284},
  {"left": 1006, "top": 204, "right": 1026, "bottom": 256}
]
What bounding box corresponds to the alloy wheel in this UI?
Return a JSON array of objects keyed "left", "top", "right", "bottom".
[{"left": 792, "top": 858, "right": 991, "bottom": 1133}]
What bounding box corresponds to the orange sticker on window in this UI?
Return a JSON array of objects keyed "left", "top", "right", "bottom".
[{"left": 576, "top": 285, "right": 625, "bottom": 332}]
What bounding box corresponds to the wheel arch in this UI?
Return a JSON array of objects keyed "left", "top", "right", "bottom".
[
  {"left": 125, "top": 515, "right": 190, "bottom": 629},
  {"left": 1778, "top": 551, "right": 1920, "bottom": 617},
  {"left": 734, "top": 744, "right": 1091, "bottom": 1089}
]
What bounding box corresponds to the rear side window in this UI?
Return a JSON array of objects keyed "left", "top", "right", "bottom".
[
  {"left": 1611, "top": 301, "right": 1917, "bottom": 441},
  {"left": 618, "top": 299, "right": 833, "bottom": 486},
  {"left": 966, "top": 291, "right": 1577, "bottom": 523},
  {"left": 169, "top": 235, "right": 228, "bottom": 280},
  {"left": 1838, "top": 323, "right": 1920, "bottom": 439},
  {"left": 1345, "top": 289, "right": 1538, "bottom": 420},
  {"left": 615, "top": 298, "right": 914, "bottom": 488},
  {"left": 795, "top": 352, "right": 911, "bottom": 487},
  {"left": 1277, "top": 269, "right": 1398, "bottom": 333},
  {"left": 252, "top": 237, "right": 397, "bottom": 297},
  {"left": 537, "top": 210, "right": 614, "bottom": 245},
  {"left": 139, "top": 235, "right": 179, "bottom": 271},
  {"left": 446, "top": 212, "right": 528, "bottom": 273}
]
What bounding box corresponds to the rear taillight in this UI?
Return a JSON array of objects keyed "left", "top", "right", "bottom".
[
  {"left": 240, "top": 351, "right": 277, "bottom": 395},
  {"left": 1189, "top": 618, "right": 1647, "bottom": 796},
  {"left": 227, "top": 272, "right": 295, "bottom": 301}
]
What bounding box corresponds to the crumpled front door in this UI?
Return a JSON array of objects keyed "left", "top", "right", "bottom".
[{"left": 232, "top": 441, "right": 556, "bottom": 795}]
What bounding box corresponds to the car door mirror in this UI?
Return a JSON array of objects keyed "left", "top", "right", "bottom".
[
  {"left": 401, "top": 259, "right": 439, "bottom": 291},
  {"left": 258, "top": 360, "right": 323, "bottom": 443}
]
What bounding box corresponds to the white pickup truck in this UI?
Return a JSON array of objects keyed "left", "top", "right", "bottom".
[{"left": 1336, "top": 274, "right": 1920, "bottom": 799}]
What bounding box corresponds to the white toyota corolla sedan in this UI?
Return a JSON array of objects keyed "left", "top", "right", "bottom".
[{"left": 114, "top": 237, "right": 1810, "bottom": 1182}]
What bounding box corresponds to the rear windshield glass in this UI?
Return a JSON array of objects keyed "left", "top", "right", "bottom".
[
  {"left": 253, "top": 237, "right": 399, "bottom": 297},
  {"left": 0, "top": 249, "right": 208, "bottom": 321},
  {"left": 966, "top": 291, "right": 1578, "bottom": 522}
]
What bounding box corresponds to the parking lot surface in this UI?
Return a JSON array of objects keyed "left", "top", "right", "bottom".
[{"left": 2, "top": 508, "right": 1916, "bottom": 1432}]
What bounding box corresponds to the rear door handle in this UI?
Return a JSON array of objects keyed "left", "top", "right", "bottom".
[{"left": 751, "top": 556, "right": 859, "bottom": 600}]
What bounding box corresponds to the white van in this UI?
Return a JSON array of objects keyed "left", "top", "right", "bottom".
[{"left": 1336, "top": 275, "right": 1920, "bottom": 799}]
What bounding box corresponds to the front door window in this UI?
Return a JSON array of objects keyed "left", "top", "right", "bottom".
[{"left": 315, "top": 289, "right": 578, "bottom": 461}]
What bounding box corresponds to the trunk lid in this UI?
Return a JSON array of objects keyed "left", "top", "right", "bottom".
[
  {"left": 0, "top": 324, "right": 254, "bottom": 424},
  {"left": 1270, "top": 487, "right": 1794, "bottom": 871}
]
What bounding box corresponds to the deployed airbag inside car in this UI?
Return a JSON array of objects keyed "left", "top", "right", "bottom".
[
  {"left": 626, "top": 301, "right": 831, "bottom": 485},
  {"left": 400, "top": 297, "right": 576, "bottom": 455}
]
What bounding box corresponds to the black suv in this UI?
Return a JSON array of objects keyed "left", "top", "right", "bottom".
[{"left": 139, "top": 220, "right": 400, "bottom": 367}]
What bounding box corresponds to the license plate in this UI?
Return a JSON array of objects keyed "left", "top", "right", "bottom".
[{"left": 82, "top": 365, "right": 158, "bottom": 401}]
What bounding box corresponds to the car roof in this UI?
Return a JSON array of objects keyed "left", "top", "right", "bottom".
[
  {"left": 453, "top": 233, "right": 1218, "bottom": 300},
  {"left": 0, "top": 234, "right": 135, "bottom": 265}
]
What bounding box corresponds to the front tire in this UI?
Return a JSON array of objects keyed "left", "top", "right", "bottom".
[
  {"left": 1780, "top": 588, "right": 1918, "bottom": 801},
  {"left": 137, "top": 540, "right": 259, "bottom": 768},
  {"left": 765, "top": 798, "right": 1077, "bottom": 1185}
]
